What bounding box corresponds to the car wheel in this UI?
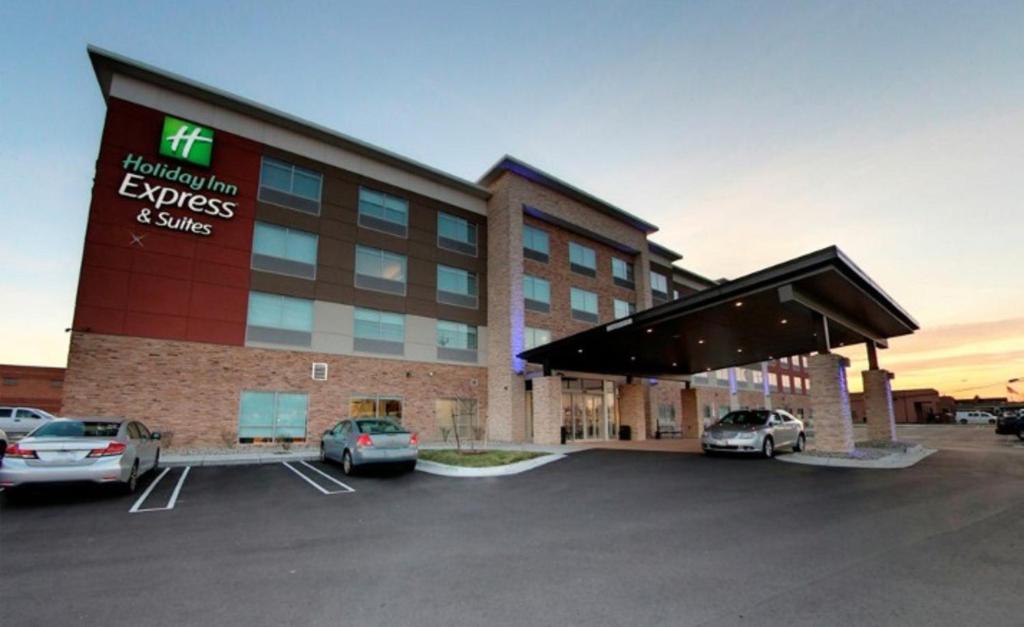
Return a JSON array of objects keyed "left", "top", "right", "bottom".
[
  {"left": 123, "top": 461, "right": 140, "bottom": 494},
  {"left": 0, "top": 440, "right": 6, "bottom": 465},
  {"left": 959, "top": 419, "right": 967, "bottom": 425},
  {"left": 989, "top": 419, "right": 996, "bottom": 425},
  {"left": 342, "top": 450, "right": 355, "bottom": 476},
  {"left": 404, "top": 461, "right": 417, "bottom": 473},
  {"left": 1017, "top": 428, "right": 1024, "bottom": 442},
  {"left": 794, "top": 433, "right": 806, "bottom": 452},
  {"left": 762, "top": 436, "right": 775, "bottom": 459}
]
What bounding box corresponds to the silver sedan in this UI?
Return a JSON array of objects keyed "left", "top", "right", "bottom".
[
  {"left": 0, "top": 418, "right": 162, "bottom": 492},
  {"left": 701, "top": 409, "right": 806, "bottom": 458},
  {"left": 320, "top": 418, "right": 418, "bottom": 475}
]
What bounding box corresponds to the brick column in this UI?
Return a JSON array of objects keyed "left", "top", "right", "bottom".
[
  {"left": 861, "top": 369, "right": 896, "bottom": 442},
  {"left": 680, "top": 387, "right": 701, "bottom": 438},
  {"left": 807, "top": 353, "right": 855, "bottom": 454},
  {"left": 619, "top": 383, "right": 648, "bottom": 441},
  {"left": 531, "top": 375, "right": 563, "bottom": 445}
]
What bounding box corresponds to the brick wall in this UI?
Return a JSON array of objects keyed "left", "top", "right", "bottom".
[
  {"left": 63, "top": 332, "right": 486, "bottom": 449},
  {"left": 0, "top": 365, "right": 66, "bottom": 414}
]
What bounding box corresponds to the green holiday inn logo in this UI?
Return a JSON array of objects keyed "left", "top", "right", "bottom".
[{"left": 159, "top": 116, "right": 214, "bottom": 167}]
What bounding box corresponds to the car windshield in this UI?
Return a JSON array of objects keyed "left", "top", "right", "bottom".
[
  {"left": 356, "top": 419, "right": 406, "bottom": 435},
  {"left": 31, "top": 421, "right": 121, "bottom": 438},
  {"left": 717, "top": 411, "right": 771, "bottom": 426}
]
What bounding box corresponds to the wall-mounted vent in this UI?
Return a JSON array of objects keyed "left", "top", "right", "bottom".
[
  {"left": 470, "top": 378, "right": 479, "bottom": 387},
  {"left": 311, "top": 362, "right": 329, "bottom": 381}
]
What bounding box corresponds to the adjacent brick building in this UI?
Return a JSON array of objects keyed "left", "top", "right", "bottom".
[
  {"left": 62, "top": 47, "right": 811, "bottom": 449},
  {"left": 0, "top": 365, "right": 65, "bottom": 414}
]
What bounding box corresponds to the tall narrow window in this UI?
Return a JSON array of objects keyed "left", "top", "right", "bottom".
[
  {"left": 251, "top": 222, "right": 318, "bottom": 279},
  {"left": 523, "top": 275, "right": 551, "bottom": 313},
  {"left": 523, "top": 225, "right": 549, "bottom": 262},
  {"left": 611, "top": 258, "right": 634, "bottom": 288},
  {"left": 358, "top": 188, "right": 408, "bottom": 237},
  {"left": 613, "top": 299, "right": 635, "bottom": 319},
  {"left": 650, "top": 271, "right": 669, "bottom": 299},
  {"left": 258, "top": 157, "right": 322, "bottom": 215}
]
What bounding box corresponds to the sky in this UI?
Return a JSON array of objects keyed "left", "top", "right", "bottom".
[{"left": 1, "top": 1, "right": 1022, "bottom": 399}]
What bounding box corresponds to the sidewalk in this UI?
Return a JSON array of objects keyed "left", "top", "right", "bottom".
[{"left": 162, "top": 448, "right": 318, "bottom": 467}]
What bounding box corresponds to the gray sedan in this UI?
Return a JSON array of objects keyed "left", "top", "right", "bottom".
[
  {"left": 0, "top": 418, "right": 161, "bottom": 492},
  {"left": 321, "top": 419, "right": 418, "bottom": 475},
  {"left": 701, "top": 409, "right": 806, "bottom": 458}
]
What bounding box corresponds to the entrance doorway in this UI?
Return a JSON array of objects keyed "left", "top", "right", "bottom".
[{"left": 561, "top": 379, "right": 618, "bottom": 441}]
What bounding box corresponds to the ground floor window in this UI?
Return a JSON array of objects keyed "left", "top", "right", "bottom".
[
  {"left": 437, "top": 398, "right": 480, "bottom": 440},
  {"left": 350, "top": 395, "right": 403, "bottom": 423},
  {"left": 657, "top": 403, "right": 677, "bottom": 426},
  {"left": 238, "top": 391, "right": 308, "bottom": 443}
]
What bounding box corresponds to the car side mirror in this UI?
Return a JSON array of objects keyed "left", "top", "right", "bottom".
[{"left": 150, "top": 432, "right": 162, "bottom": 440}]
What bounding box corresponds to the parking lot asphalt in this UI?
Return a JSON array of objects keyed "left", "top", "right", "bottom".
[{"left": 2, "top": 447, "right": 1022, "bottom": 627}]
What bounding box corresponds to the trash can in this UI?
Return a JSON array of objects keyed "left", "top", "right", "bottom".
[
  {"left": 560, "top": 426, "right": 567, "bottom": 445},
  {"left": 619, "top": 425, "right": 631, "bottom": 441}
]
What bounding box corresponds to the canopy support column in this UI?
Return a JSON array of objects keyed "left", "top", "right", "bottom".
[
  {"left": 531, "top": 375, "right": 563, "bottom": 445},
  {"left": 807, "top": 353, "right": 855, "bottom": 454}
]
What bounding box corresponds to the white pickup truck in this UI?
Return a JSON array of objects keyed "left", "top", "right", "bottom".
[
  {"left": 955, "top": 410, "right": 998, "bottom": 425},
  {"left": 0, "top": 407, "right": 57, "bottom": 437}
]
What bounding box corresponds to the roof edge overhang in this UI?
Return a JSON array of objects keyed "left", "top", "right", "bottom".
[
  {"left": 86, "top": 45, "right": 491, "bottom": 201},
  {"left": 478, "top": 155, "right": 659, "bottom": 234},
  {"left": 518, "top": 246, "right": 919, "bottom": 372}
]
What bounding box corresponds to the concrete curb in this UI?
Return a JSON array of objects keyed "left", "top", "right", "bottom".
[
  {"left": 162, "top": 451, "right": 319, "bottom": 467},
  {"left": 776, "top": 445, "right": 937, "bottom": 469},
  {"left": 415, "top": 453, "right": 566, "bottom": 477}
]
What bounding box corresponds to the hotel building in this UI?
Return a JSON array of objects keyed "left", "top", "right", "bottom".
[{"left": 62, "top": 47, "right": 808, "bottom": 448}]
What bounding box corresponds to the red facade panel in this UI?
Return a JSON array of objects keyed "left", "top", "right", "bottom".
[{"left": 73, "top": 99, "right": 261, "bottom": 345}]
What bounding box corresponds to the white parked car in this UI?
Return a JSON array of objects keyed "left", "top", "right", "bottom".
[
  {"left": 0, "top": 407, "right": 57, "bottom": 437},
  {"left": 955, "top": 411, "right": 997, "bottom": 425}
]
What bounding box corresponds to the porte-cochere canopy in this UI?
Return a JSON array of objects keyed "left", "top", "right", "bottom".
[{"left": 517, "top": 246, "right": 918, "bottom": 378}]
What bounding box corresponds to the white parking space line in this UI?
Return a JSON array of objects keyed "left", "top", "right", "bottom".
[
  {"left": 298, "top": 461, "right": 355, "bottom": 493},
  {"left": 281, "top": 461, "right": 354, "bottom": 495},
  {"left": 130, "top": 466, "right": 191, "bottom": 513}
]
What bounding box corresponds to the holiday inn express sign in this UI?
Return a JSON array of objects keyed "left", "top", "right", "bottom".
[{"left": 117, "top": 115, "right": 240, "bottom": 237}]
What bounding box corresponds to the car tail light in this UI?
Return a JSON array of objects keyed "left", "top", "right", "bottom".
[
  {"left": 355, "top": 434, "right": 373, "bottom": 448},
  {"left": 87, "top": 442, "right": 127, "bottom": 457},
  {"left": 409, "top": 432, "right": 419, "bottom": 447},
  {"left": 6, "top": 443, "right": 37, "bottom": 459}
]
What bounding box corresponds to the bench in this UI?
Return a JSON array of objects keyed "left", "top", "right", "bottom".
[{"left": 655, "top": 426, "right": 683, "bottom": 439}]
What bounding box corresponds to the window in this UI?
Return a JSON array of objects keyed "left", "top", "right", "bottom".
[
  {"left": 523, "top": 275, "right": 551, "bottom": 312},
  {"left": 355, "top": 246, "right": 407, "bottom": 295},
  {"left": 715, "top": 369, "right": 729, "bottom": 384},
  {"left": 613, "top": 299, "right": 635, "bottom": 319},
  {"left": 437, "top": 265, "right": 478, "bottom": 308},
  {"left": 783, "top": 374, "right": 793, "bottom": 393},
  {"left": 51, "top": 379, "right": 63, "bottom": 388},
  {"left": 259, "top": 157, "right": 322, "bottom": 215},
  {"left": 353, "top": 308, "right": 405, "bottom": 355},
  {"left": 612, "top": 258, "right": 634, "bottom": 288},
  {"left": 438, "top": 212, "right": 477, "bottom": 256},
  {"left": 673, "top": 289, "right": 680, "bottom": 300},
  {"left": 238, "top": 391, "right": 308, "bottom": 443},
  {"left": 523, "top": 225, "right": 549, "bottom": 262},
  {"left": 2, "top": 377, "right": 16, "bottom": 386},
  {"left": 437, "top": 320, "right": 478, "bottom": 362},
  {"left": 658, "top": 404, "right": 677, "bottom": 427},
  {"left": 752, "top": 368, "right": 764, "bottom": 386},
  {"left": 251, "top": 222, "right": 318, "bottom": 279},
  {"left": 246, "top": 291, "right": 313, "bottom": 346},
  {"left": 703, "top": 405, "right": 712, "bottom": 419},
  {"left": 358, "top": 187, "right": 408, "bottom": 237},
  {"left": 350, "top": 395, "right": 403, "bottom": 424},
  {"left": 651, "top": 271, "right": 669, "bottom": 297},
  {"left": 570, "top": 287, "right": 598, "bottom": 323},
  {"left": 569, "top": 242, "right": 597, "bottom": 276},
  {"left": 800, "top": 355, "right": 808, "bottom": 369},
  {"left": 437, "top": 398, "right": 480, "bottom": 440},
  {"left": 525, "top": 327, "right": 551, "bottom": 350}
]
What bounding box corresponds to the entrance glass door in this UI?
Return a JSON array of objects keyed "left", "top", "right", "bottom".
[{"left": 561, "top": 385, "right": 614, "bottom": 442}]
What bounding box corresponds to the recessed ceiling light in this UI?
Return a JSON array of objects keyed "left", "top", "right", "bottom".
[
  {"left": 780, "top": 319, "right": 788, "bottom": 324},
  {"left": 646, "top": 328, "right": 653, "bottom": 334},
  {"left": 672, "top": 362, "right": 678, "bottom": 367},
  {"left": 577, "top": 349, "right": 583, "bottom": 354},
  {"left": 737, "top": 348, "right": 743, "bottom": 353},
  {"left": 735, "top": 301, "right": 744, "bottom": 307},
  {"left": 698, "top": 339, "right": 705, "bottom": 344},
  {"left": 630, "top": 356, "right": 636, "bottom": 361}
]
